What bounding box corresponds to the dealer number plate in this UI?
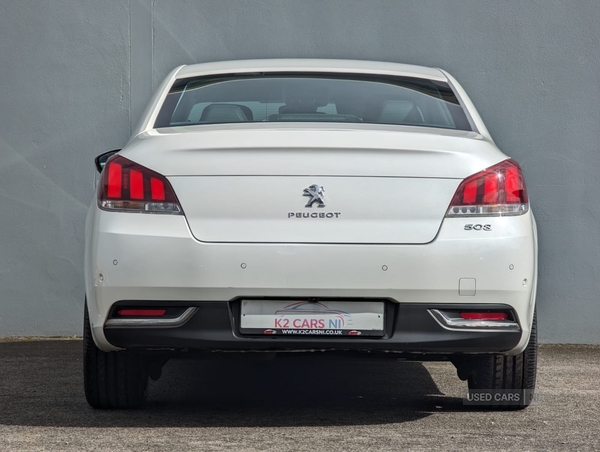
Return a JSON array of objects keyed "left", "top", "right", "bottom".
[{"left": 240, "top": 300, "right": 385, "bottom": 337}]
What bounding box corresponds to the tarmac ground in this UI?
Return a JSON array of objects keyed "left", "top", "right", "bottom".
[{"left": 0, "top": 340, "right": 598, "bottom": 451}]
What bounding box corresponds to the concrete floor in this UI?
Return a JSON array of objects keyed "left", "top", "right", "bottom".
[{"left": 0, "top": 340, "right": 598, "bottom": 451}]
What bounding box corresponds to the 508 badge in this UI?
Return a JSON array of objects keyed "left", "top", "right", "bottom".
[{"left": 464, "top": 224, "right": 492, "bottom": 231}]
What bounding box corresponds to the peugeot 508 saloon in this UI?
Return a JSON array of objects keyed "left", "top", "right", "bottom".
[{"left": 84, "top": 59, "right": 537, "bottom": 409}]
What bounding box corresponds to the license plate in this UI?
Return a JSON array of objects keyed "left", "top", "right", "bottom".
[{"left": 240, "top": 300, "right": 385, "bottom": 337}]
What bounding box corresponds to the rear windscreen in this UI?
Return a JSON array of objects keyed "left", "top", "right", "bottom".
[{"left": 154, "top": 73, "right": 472, "bottom": 131}]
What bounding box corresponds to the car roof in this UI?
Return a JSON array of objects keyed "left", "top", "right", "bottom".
[{"left": 175, "top": 59, "right": 447, "bottom": 81}]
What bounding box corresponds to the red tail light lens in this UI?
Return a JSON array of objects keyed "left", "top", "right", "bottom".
[
  {"left": 98, "top": 155, "right": 182, "bottom": 214},
  {"left": 446, "top": 159, "right": 528, "bottom": 217}
]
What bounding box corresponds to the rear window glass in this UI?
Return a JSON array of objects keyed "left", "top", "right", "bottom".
[{"left": 155, "top": 73, "right": 471, "bottom": 131}]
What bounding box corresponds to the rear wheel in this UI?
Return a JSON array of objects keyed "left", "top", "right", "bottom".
[
  {"left": 83, "top": 302, "right": 148, "bottom": 409},
  {"left": 465, "top": 309, "right": 537, "bottom": 410}
]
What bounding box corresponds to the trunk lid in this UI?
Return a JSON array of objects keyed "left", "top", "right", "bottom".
[
  {"left": 170, "top": 175, "right": 458, "bottom": 243},
  {"left": 123, "top": 124, "right": 506, "bottom": 244}
]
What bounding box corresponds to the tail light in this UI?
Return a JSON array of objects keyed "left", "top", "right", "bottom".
[
  {"left": 98, "top": 155, "right": 182, "bottom": 214},
  {"left": 446, "top": 159, "right": 528, "bottom": 217}
]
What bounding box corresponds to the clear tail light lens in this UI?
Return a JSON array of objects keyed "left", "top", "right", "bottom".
[
  {"left": 98, "top": 155, "right": 183, "bottom": 214},
  {"left": 446, "top": 159, "right": 529, "bottom": 217}
]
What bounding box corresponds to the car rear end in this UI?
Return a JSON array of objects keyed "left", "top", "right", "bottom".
[{"left": 83, "top": 60, "right": 537, "bottom": 409}]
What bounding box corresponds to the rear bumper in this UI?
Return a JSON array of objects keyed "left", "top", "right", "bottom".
[
  {"left": 84, "top": 206, "right": 537, "bottom": 354},
  {"left": 103, "top": 301, "right": 522, "bottom": 354}
]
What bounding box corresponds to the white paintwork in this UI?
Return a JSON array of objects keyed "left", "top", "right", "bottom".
[
  {"left": 176, "top": 59, "right": 447, "bottom": 80},
  {"left": 173, "top": 175, "right": 461, "bottom": 244},
  {"left": 85, "top": 60, "right": 537, "bottom": 354},
  {"left": 125, "top": 124, "right": 502, "bottom": 178}
]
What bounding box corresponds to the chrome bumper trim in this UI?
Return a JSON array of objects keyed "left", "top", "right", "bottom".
[
  {"left": 105, "top": 307, "right": 198, "bottom": 327},
  {"left": 428, "top": 309, "right": 521, "bottom": 332}
]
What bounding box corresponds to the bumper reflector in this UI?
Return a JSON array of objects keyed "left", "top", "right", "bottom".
[
  {"left": 460, "top": 312, "right": 508, "bottom": 321},
  {"left": 106, "top": 307, "right": 197, "bottom": 327},
  {"left": 428, "top": 309, "right": 520, "bottom": 331},
  {"left": 117, "top": 309, "right": 167, "bottom": 317}
]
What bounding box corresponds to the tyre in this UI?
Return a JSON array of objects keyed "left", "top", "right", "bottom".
[
  {"left": 466, "top": 309, "right": 537, "bottom": 410},
  {"left": 83, "top": 301, "right": 148, "bottom": 409}
]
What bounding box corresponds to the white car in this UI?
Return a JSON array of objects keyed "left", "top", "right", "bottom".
[{"left": 84, "top": 59, "right": 537, "bottom": 409}]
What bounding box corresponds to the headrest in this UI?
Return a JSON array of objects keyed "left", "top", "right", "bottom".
[
  {"left": 200, "top": 104, "right": 249, "bottom": 123},
  {"left": 378, "top": 100, "right": 415, "bottom": 124}
]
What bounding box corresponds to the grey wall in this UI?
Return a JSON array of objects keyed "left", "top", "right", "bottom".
[{"left": 1, "top": 0, "right": 599, "bottom": 343}]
